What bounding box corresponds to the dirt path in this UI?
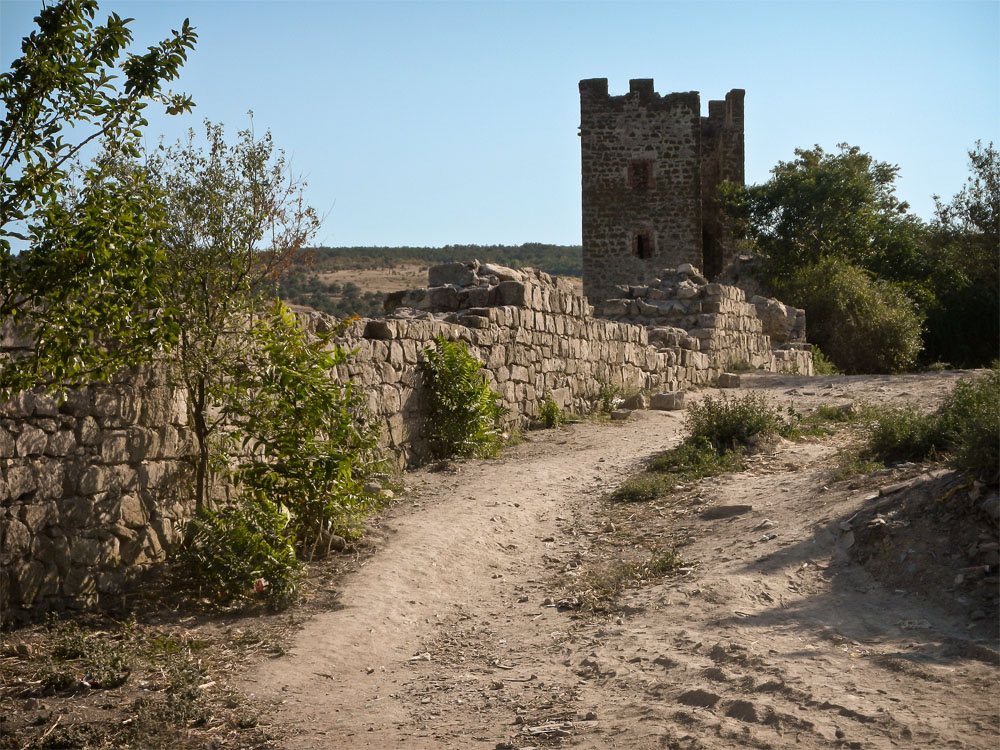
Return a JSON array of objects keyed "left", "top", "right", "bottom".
[{"left": 247, "top": 372, "right": 998, "bottom": 749}]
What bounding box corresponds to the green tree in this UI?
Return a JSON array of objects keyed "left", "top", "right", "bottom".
[
  {"left": 719, "top": 143, "right": 930, "bottom": 291},
  {"left": 782, "top": 257, "right": 924, "bottom": 374},
  {"left": 718, "top": 143, "right": 934, "bottom": 372},
  {"left": 922, "top": 142, "right": 999, "bottom": 366},
  {"left": 0, "top": 0, "right": 196, "bottom": 396},
  {"left": 143, "top": 120, "right": 319, "bottom": 513}
]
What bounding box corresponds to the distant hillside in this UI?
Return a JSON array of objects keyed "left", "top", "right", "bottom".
[{"left": 274, "top": 243, "right": 582, "bottom": 318}]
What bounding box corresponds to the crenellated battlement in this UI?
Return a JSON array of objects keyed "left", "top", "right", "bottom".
[{"left": 579, "top": 78, "right": 700, "bottom": 116}]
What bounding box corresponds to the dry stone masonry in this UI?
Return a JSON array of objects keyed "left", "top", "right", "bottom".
[
  {"left": 579, "top": 78, "right": 745, "bottom": 304},
  {"left": 596, "top": 263, "right": 809, "bottom": 373},
  {"left": 0, "top": 350, "right": 195, "bottom": 618},
  {"left": 2, "top": 261, "right": 810, "bottom": 617}
]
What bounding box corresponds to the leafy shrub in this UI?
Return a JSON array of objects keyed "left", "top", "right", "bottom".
[
  {"left": 423, "top": 335, "right": 506, "bottom": 458},
  {"left": 610, "top": 437, "right": 746, "bottom": 502},
  {"left": 596, "top": 380, "right": 624, "bottom": 413},
  {"left": 782, "top": 257, "right": 923, "bottom": 374},
  {"left": 811, "top": 345, "right": 842, "bottom": 375},
  {"left": 183, "top": 496, "right": 302, "bottom": 607},
  {"left": 538, "top": 393, "right": 562, "bottom": 428},
  {"left": 861, "top": 405, "right": 947, "bottom": 464},
  {"left": 684, "top": 392, "right": 783, "bottom": 451},
  {"left": 937, "top": 367, "right": 1000, "bottom": 476},
  {"left": 219, "top": 302, "right": 383, "bottom": 559}
]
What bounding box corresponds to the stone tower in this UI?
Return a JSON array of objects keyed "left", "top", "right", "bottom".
[{"left": 579, "top": 78, "right": 744, "bottom": 304}]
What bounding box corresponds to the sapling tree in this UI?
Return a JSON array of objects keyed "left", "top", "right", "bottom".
[
  {"left": 0, "top": 0, "right": 196, "bottom": 397},
  {"left": 143, "top": 120, "right": 320, "bottom": 512}
]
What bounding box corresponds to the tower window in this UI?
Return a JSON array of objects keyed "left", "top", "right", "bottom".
[
  {"left": 628, "top": 159, "right": 654, "bottom": 189},
  {"left": 633, "top": 230, "right": 654, "bottom": 259}
]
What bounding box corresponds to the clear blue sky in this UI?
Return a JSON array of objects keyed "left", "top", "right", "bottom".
[{"left": 3, "top": 0, "right": 998, "bottom": 247}]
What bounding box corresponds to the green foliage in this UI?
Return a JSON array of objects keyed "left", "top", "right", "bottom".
[
  {"left": 719, "top": 143, "right": 928, "bottom": 285},
  {"left": 422, "top": 335, "right": 506, "bottom": 458},
  {"left": 142, "top": 120, "right": 320, "bottom": 512},
  {"left": 182, "top": 495, "right": 303, "bottom": 607},
  {"left": 219, "top": 301, "right": 383, "bottom": 558},
  {"left": 596, "top": 379, "right": 624, "bottom": 413},
  {"left": 922, "top": 142, "right": 999, "bottom": 367},
  {"left": 782, "top": 257, "right": 923, "bottom": 373},
  {"left": 684, "top": 392, "right": 784, "bottom": 451},
  {"left": 811, "top": 345, "right": 842, "bottom": 375},
  {"left": 861, "top": 405, "right": 948, "bottom": 464},
  {"left": 610, "top": 437, "right": 746, "bottom": 502},
  {"left": 0, "top": 0, "right": 196, "bottom": 397},
  {"left": 40, "top": 619, "right": 132, "bottom": 692},
  {"left": 936, "top": 367, "right": 1000, "bottom": 477},
  {"left": 538, "top": 393, "right": 563, "bottom": 428}
]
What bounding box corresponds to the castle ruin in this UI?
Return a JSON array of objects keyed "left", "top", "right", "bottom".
[{"left": 579, "top": 78, "right": 745, "bottom": 303}]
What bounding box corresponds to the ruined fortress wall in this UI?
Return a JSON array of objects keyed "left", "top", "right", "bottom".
[
  {"left": 579, "top": 79, "right": 746, "bottom": 302},
  {"left": 700, "top": 89, "right": 745, "bottom": 279},
  {"left": 1, "top": 262, "right": 809, "bottom": 617},
  {"left": 580, "top": 79, "right": 703, "bottom": 305},
  {"left": 0, "top": 353, "right": 195, "bottom": 617}
]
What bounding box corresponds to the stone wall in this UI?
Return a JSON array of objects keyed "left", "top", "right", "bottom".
[
  {"left": 579, "top": 78, "right": 745, "bottom": 303},
  {"left": 700, "top": 89, "right": 745, "bottom": 279},
  {"left": 595, "top": 263, "right": 811, "bottom": 374},
  {"left": 0, "top": 353, "right": 195, "bottom": 619},
  {"left": 1, "top": 260, "right": 810, "bottom": 617}
]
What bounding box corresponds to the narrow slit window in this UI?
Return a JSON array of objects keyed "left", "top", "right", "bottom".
[{"left": 633, "top": 231, "right": 654, "bottom": 259}]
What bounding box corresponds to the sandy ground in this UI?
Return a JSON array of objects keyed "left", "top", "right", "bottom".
[{"left": 246, "top": 370, "right": 999, "bottom": 749}]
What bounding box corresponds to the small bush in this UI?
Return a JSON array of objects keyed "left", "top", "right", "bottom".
[
  {"left": 937, "top": 367, "right": 1000, "bottom": 477},
  {"left": 219, "top": 302, "right": 384, "bottom": 560},
  {"left": 862, "top": 405, "right": 947, "bottom": 464},
  {"left": 610, "top": 472, "right": 680, "bottom": 503},
  {"left": 596, "top": 380, "right": 624, "bottom": 413},
  {"left": 684, "top": 392, "right": 783, "bottom": 451},
  {"left": 538, "top": 393, "right": 562, "bottom": 428},
  {"left": 782, "top": 257, "right": 924, "bottom": 374},
  {"left": 423, "top": 336, "right": 507, "bottom": 458},
  {"left": 182, "top": 497, "right": 303, "bottom": 607},
  {"left": 610, "top": 438, "right": 745, "bottom": 502},
  {"left": 811, "top": 345, "right": 842, "bottom": 375}
]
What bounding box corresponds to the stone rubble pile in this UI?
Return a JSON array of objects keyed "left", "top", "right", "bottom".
[{"left": 596, "top": 263, "right": 810, "bottom": 373}]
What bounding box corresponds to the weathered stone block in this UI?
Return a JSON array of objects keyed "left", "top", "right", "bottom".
[
  {"left": 92, "top": 388, "right": 119, "bottom": 418},
  {"left": 365, "top": 320, "right": 395, "bottom": 340},
  {"left": 13, "top": 559, "right": 47, "bottom": 604},
  {"left": 622, "top": 392, "right": 649, "bottom": 410},
  {"left": 63, "top": 567, "right": 97, "bottom": 598},
  {"left": 77, "top": 416, "right": 99, "bottom": 445},
  {"left": 15, "top": 425, "right": 47, "bottom": 457},
  {"left": 717, "top": 373, "right": 741, "bottom": 388},
  {"left": 0, "top": 426, "right": 15, "bottom": 458},
  {"left": 78, "top": 465, "right": 108, "bottom": 495},
  {"left": 2, "top": 517, "right": 32, "bottom": 560},
  {"left": 45, "top": 430, "right": 75, "bottom": 457},
  {"left": 496, "top": 281, "right": 528, "bottom": 307},
  {"left": 6, "top": 465, "right": 36, "bottom": 501},
  {"left": 428, "top": 261, "right": 477, "bottom": 287},
  {"left": 60, "top": 496, "right": 95, "bottom": 526},
  {"left": 650, "top": 391, "right": 685, "bottom": 410},
  {"left": 34, "top": 461, "right": 65, "bottom": 501}
]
